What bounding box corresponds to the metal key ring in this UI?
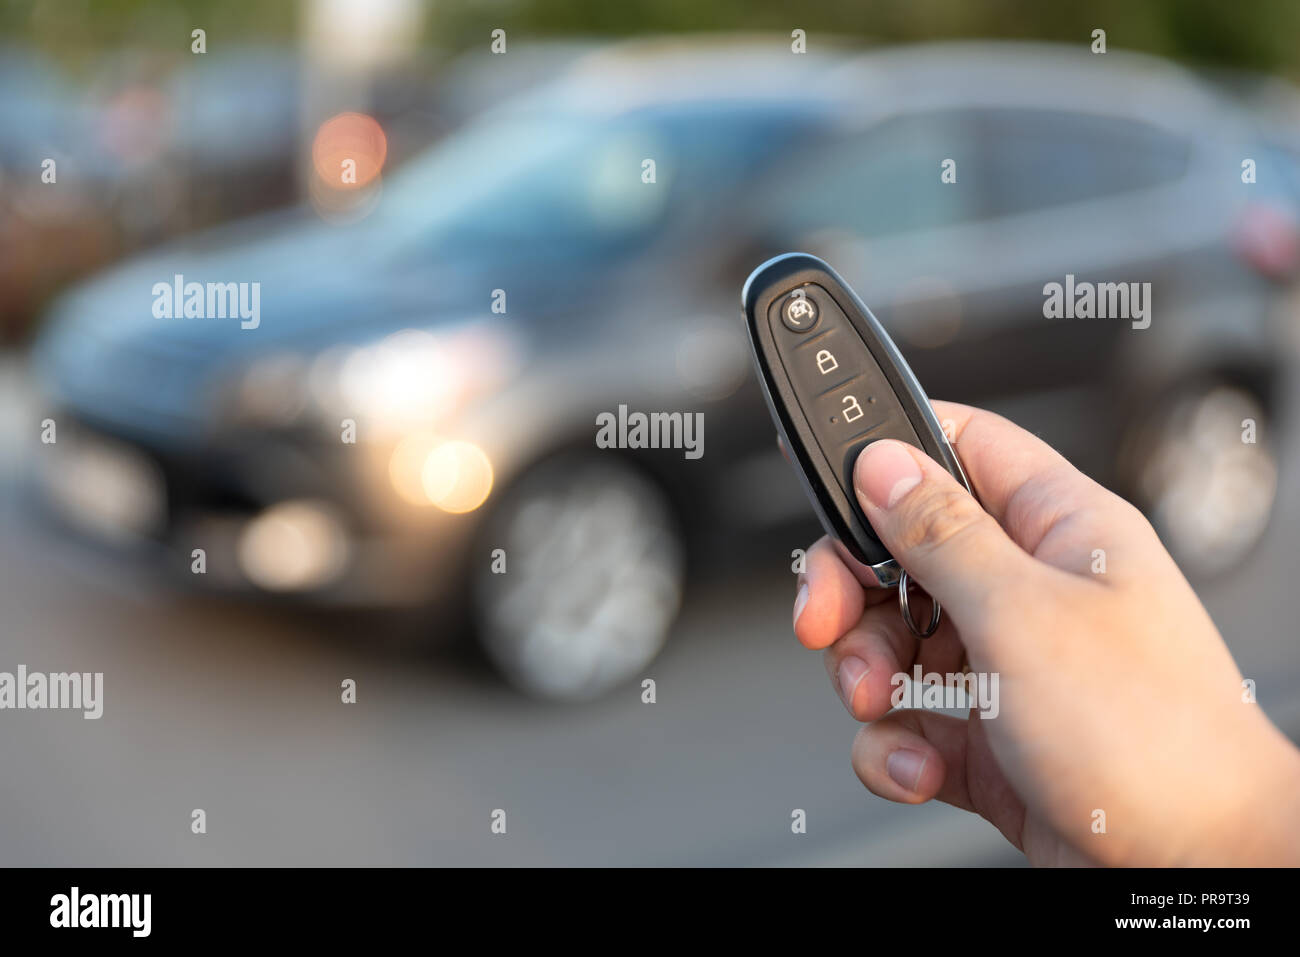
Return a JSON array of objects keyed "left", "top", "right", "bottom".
[{"left": 899, "top": 569, "right": 941, "bottom": 638}]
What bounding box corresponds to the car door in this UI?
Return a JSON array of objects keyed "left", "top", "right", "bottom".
[{"left": 747, "top": 106, "right": 1194, "bottom": 471}]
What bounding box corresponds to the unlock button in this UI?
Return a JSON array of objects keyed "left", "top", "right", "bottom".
[{"left": 810, "top": 386, "right": 883, "bottom": 441}]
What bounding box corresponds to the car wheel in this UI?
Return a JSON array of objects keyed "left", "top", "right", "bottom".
[
  {"left": 472, "top": 453, "right": 685, "bottom": 701},
  {"left": 1121, "top": 382, "right": 1278, "bottom": 579}
]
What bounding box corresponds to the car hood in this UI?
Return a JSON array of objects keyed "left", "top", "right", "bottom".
[{"left": 33, "top": 211, "right": 536, "bottom": 441}]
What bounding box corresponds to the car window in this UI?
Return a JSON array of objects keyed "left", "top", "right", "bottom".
[
  {"left": 378, "top": 107, "right": 799, "bottom": 258},
  {"left": 755, "top": 108, "right": 1192, "bottom": 243},
  {"left": 1251, "top": 144, "right": 1300, "bottom": 205},
  {"left": 755, "top": 110, "right": 980, "bottom": 241},
  {"left": 974, "top": 108, "right": 1191, "bottom": 216},
  {"left": 378, "top": 112, "right": 669, "bottom": 252}
]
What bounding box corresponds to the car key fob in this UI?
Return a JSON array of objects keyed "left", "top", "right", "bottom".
[{"left": 741, "top": 252, "right": 971, "bottom": 636}]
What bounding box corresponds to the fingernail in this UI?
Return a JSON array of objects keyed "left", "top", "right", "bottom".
[
  {"left": 836, "top": 656, "right": 869, "bottom": 713},
  {"left": 886, "top": 748, "right": 928, "bottom": 792},
  {"left": 792, "top": 583, "right": 810, "bottom": 631},
  {"left": 856, "top": 440, "right": 922, "bottom": 509}
]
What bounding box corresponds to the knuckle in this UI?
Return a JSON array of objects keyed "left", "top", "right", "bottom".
[
  {"left": 1116, "top": 497, "right": 1158, "bottom": 539},
  {"left": 894, "top": 485, "right": 988, "bottom": 557}
]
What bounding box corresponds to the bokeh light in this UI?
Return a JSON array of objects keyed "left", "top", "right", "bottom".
[
  {"left": 421, "top": 440, "right": 494, "bottom": 514},
  {"left": 311, "top": 111, "right": 387, "bottom": 189}
]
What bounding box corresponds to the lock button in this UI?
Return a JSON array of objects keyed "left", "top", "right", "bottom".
[{"left": 784, "top": 324, "right": 858, "bottom": 398}]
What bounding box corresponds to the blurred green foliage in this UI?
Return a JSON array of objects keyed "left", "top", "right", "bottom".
[
  {"left": 443, "top": 0, "right": 1300, "bottom": 78},
  {"left": 3, "top": 0, "right": 1300, "bottom": 78}
]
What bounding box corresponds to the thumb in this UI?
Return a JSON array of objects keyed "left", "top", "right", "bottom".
[{"left": 853, "top": 438, "right": 1036, "bottom": 631}]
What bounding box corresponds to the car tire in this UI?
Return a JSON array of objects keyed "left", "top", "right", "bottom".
[
  {"left": 471, "top": 453, "right": 686, "bottom": 701},
  {"left": 1119, "top": 380, "right": 1278, "bottom": 579}
]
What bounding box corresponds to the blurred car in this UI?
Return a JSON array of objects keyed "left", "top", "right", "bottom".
[
  {"left": 0, "top": 46, "right": 117, "bottom": 343},
  {"left": 31, "top": 40, "right": 1300, "bottom": 699},
  {"left": 1, "top": 46, "right": 308, "bottom": 344}
]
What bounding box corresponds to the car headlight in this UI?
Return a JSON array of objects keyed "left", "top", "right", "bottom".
[{"left": 222, "top": 323, "right": 519, "bottom": 437}]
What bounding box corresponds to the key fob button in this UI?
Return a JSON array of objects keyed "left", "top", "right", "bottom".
[
  {"left": 780, "top": 290, "right": 819, "bottom": 332},
  {"left": 813, "top": 389, "right": 884, "bottom": 438},
  {"left": 814, "top": 392, "right": 915, "bottom": 493},
  {"left": 785, "top": 326, "right": 860, "bottom": 398}
]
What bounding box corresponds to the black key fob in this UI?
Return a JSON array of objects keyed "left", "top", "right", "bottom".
[{"left": 742, "top": 252, "right": 970, "bottom": 603}]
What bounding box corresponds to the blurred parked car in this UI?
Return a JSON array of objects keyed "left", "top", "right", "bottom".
[
  {"left": 0, "top": 46, "right": 117, "bottom": 343},
  {"left": 1, "top": 46, "right": 307, "bottom": 343},
  {"left": 31, "top": 40, "right": 1300, "bottom": 699}
]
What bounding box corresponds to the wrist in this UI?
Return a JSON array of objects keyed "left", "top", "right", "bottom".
[{"left": 1195, "top": 724, "right": 1300, "bottom": 866}]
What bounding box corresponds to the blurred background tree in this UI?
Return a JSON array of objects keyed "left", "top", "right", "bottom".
[{"left": 3, "top": 0, "right": 1300, "bottom": 77}]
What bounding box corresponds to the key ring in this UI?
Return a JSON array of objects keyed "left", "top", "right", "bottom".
[{"left": 899, "top": 569, "right": 941, "bottom": 638}]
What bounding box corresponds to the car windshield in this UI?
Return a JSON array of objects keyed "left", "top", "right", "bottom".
[{"left": 375, "top": 105, "right": 804, "bottom": 258}]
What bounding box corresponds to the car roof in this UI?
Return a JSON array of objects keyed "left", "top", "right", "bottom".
[
  {"left": 828, "top": 41, "right": 1235, "bottom": 134},
  {"left": 537, "top": 34, "right": 859, "bottom": 113},
  {"left": 526, "top": 37, "right": 1239, "bottom": 140}
]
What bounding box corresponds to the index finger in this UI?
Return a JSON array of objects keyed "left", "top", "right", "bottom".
[{"left": 794, "top": 535, "right": 892, "bottom": 650}]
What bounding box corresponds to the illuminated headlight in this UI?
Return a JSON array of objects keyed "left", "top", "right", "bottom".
[
  {"left": 222, "top": 324, "right": 518, "bottom": 436},
  {"left": 337, "top": 328, "right": 466, "bottom": 429},
  {"left": 388, "top": 434, "right": 494, "bottom": 513}
]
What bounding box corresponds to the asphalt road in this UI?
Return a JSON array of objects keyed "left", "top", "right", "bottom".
[{"left": 2, "top": 357, "right": 1299, "bottom": 866}]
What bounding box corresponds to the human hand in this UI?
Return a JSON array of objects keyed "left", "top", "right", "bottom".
[{"left": 792, "top": 401, "right": 1300, "bottom": 865}]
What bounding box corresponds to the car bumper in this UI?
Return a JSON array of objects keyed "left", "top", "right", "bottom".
[{"left": 29, "top": 411, "right": 478, "bottom": 608}]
